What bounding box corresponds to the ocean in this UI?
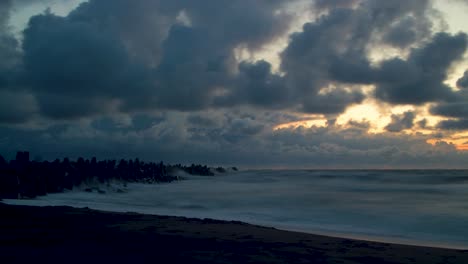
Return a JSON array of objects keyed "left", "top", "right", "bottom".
[{"left": 4, "top": 170, "right": 468, "bottom": 249}]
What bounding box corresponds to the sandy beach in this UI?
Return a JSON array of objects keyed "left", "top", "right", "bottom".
[{"left": 0, "top": 203, "right": 466, "bottom": 264}]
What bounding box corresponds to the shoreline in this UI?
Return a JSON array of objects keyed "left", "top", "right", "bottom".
[
  {"left": 4, "top": 198, "right": 467, "bottom": 251},
  {"left": 1, "top": 203, "right": 467, "bottom": 263},
  {"left": 270, "top": 225, "right": 468, "bottom": 251}
]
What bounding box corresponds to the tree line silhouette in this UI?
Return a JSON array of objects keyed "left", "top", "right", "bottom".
[{"left": 0, "top": 151, "right": 236, "bottom": 199}]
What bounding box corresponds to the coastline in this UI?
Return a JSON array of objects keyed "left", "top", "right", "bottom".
[
  {"left": 4, "top": 195, "right": 468, "bottom": 251},
  {"left": 267, "top": 225, "right": 468, "bottom": 251},
  {"left": 1, "top": 203, "right": 467, "bottom": 264}
]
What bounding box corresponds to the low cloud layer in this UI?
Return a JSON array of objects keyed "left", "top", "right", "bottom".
[{"left": 1, "top": 110, "right": 467, "bottom": 168}]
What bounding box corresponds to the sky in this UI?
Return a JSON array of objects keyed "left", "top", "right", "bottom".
[{"left": 0, "top": 0, "right": 468, "bottom": 168}]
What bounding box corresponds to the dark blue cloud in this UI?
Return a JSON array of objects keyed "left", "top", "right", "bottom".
[
  {"left": 1, "top": 0, "right": 464, "bottom": 122},
  {"left": 385, "top": 111, "right": 416, "bottom": 132},
  {"left": 375, "top": 33, "right": 467, "bottom": 104},
  {"left": 457, "top": 70, "right": 468, "bottom": 89},
  {"left": 16, "top": 0, "right": 294, "bottom": 117},
  {"left": 431, "top": 102, "right": 468, "bottom": 118},
  {"left": 437, "top": 119, "right": 468, "bottom": 130}
]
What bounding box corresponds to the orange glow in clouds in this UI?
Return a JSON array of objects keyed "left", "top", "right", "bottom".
[
  {"left": 274, "top": 118, "right": 327, "bottom": 130},
  {"left": 273, "top": 103, "right": 468, "bottom": 151},
  {"left": 426, "top": 138, "right": 468, "bottom": 151}
]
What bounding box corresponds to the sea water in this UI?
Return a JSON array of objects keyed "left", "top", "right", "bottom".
[{"left": 5, "top": 170, "right": 468, "bottom": 249}]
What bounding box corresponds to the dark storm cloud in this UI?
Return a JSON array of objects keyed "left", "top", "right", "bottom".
[
  {"left": 175, "top": 0, "right": 292, "bottom": 50},
  {"left": 13, "top": 0, "right": 295, "bottom": 118},
  {"left": 215, "top": 60, "right": 289, "bottom": 109},
  {"left": 147, "top": 24, "right": 232, "bottom": 111},
  {"left": 0, "top": 34, "right": 19, "bottom": 71},
  {"left": 278, "top": 7, "right": 372, "bottom": 113},
  {"left": 91, "top": 114, "right": 164, "bottom": 132},
  {"left": 0, "top": 90, "right": 36, "bottom": 124},
  {"left": 147, "top": 0, "right": 293, "bottom": 111},
  {"left": 437, "top": 119, "right": 468, "bottom": 130},
  {"left": 277, "top": 0, "right": 441, "bottom": 112},
  {"left": 67, "top": 0, "right": 285, "bottom": 112},
  {"left": 2, "top": 0, "right": 462, "bottom": 122},
  {"left": 132, "top": 114, "right": 166, "bottom": 131},
  {"left": 384, "top": 111, "right": 416, "bottom": 132},
  {"left": 382, "top": 16, "right": 431, "bottom": 48},
  {"left": 308, "top": 0, "right": 465, "bottom": 109},
  {"left": 282, "top": 0, "right": 462, "bottom": 110},
  {"left": 431, "top": 102, "right": 468, "bottom": 118},
  {"left": 0, "top": 34, "right": 20, "bottom": 90},
  {"left": 417, "top": 119, "right": 428, "bottom": 129},
  {"left": 187, "top": 115, "right": 218, "bottom": 127},
  {"left": 313, "top": 0, "right": 360, "bottom": 10},
  {"left": 429, "top": 70, "right": 468, "bottom": 122},
  {"left": 20, "top": 11, "right": 149, "bottom": 119},
  {"left": 185, "top": 111, "right": 266, "bottom": 145},
  {"left": 367, "top": 0, "right": 433, "bottom": 48},
  {"left": 68, "top": 0, "right": 178, "bottom": 66},
  {"left": 457, "top": 70, "right": 468, "bottom": 89},
  {"left": 301, "top": 90, "right": 365, "bottom": 114},
  {"left": 374, "top": 32, "right": 467, "bottom": 104}
]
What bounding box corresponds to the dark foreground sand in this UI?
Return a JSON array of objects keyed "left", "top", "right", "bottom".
[{"left": 0, "top": 203, "right": 467, "bottom": 264}]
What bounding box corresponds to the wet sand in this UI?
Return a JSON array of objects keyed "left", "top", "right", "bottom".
[{"left": 0, "top": 203, "right": 467, "bottom": 263}]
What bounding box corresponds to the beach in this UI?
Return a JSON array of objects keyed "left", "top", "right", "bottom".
[
  {"left": 1, "top": 203, "right": 467, "bottom": 264},
  {"left": 2, "top": 0, "right": 468, "bottom": 263},
  {"left": 5, "top": 170, "right": 468, "bottom": 249}
]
